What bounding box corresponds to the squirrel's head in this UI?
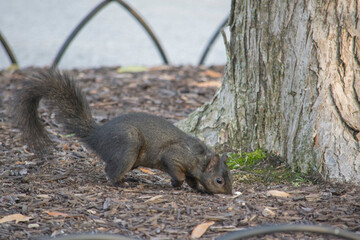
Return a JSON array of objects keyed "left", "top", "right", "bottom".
[
  {"left": 185, "top": 137, "right": 233, "bottom": 195},
  {"left": 201, "top": 154, "right": 233, "bottom": 195}
]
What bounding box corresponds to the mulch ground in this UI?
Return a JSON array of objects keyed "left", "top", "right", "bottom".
[{"left": 0, "top": 66, "right": 360, "bottom": 240}]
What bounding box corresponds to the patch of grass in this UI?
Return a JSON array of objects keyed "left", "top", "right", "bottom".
[
  {"left": 226, "top": 149, "right": 313, "bottom": 186},
  {"left": 227, "top": 149, "right": 266, "bottom": 169}
]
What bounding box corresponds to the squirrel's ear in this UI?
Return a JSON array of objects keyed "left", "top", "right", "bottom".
[
  {"left": 220, "top": 153, "right": 228, "bottom": 163},
  {"left": 205, "top": 154, "right": 220, "bottom": 172}
]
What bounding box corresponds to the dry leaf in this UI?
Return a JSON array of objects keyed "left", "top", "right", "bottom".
[
  {"left": 149, "top": 65, "right": 171, "bottom": 71},
  {"left": 305, "top": 193, "right": 321, "bottom": 202},
  {"left": 23, "top": 148, "right": 32, "bottom": 154},
  {"left": 44, "top": 211, "right": 68, "bottom": 217},
  {"left": 314, "top": 134, "right": 319, "bottom": 148},
  {"left": 28, "top": 223, "right": 40, "bottom": 228},
  {"left": 193, "top": 81, "right": 221, "bottom": 88},
  {"left": 139, "top": 167, "right": 155, "bottom": 175},
  {"left": 145, "top": 195, "right": 164, "bottom": 203},
  {"left": 267, "top": 190, "right": 292, "bottom": 198},
  {"left": 203, "top": 69, "right": 222, "bottom": 78},
  {"left": 191, "top": 221, "right": 215, "bottom": 239},
  {"left": 230, "top": 191, "right": 242, "bottom": 199},
  {"left": 37, "top": 194, "right": 51, "bottom": 199},
  {"left": 48, "top": 130, "right": 58, "bottom": 136},
  {"left": 87, "top": 209, "right": 97, "bottom": 214},
  {"left": 0, "top": 213, "right": 32, "bottom": 224},
  {"left": 262, "top": 207, "right": 276, "bottom": 217}
]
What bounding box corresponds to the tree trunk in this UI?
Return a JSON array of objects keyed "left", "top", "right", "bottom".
[{"left": 177, "top": 0, "right": 360, "bottom": 183}]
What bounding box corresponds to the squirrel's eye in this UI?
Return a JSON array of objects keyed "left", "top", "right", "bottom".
[{"left": 216, "top": 177, "right": 223, "bottom": 184}]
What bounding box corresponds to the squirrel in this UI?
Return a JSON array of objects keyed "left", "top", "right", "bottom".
[{"left": 14, "top": 69, "right": 232, "bottom": 194}]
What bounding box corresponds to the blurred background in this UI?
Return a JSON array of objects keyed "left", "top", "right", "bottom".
[{"left": 0, "top": 0, "right": 231, "bottom": 70}]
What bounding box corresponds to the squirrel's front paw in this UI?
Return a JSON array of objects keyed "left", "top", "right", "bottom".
[{"left": 171, "top": 179, "right": 184, "bottom": 188}]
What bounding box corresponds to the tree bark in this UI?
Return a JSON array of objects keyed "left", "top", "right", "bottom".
[{"left": 177, "top": 0, "right": 360, "bottom": 183}]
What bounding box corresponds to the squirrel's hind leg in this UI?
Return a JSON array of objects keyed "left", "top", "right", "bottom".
[{"left": 100, "top": 127, "right": 143, "bottom": 185}]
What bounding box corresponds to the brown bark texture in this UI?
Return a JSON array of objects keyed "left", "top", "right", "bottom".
[{"left": 178, "top": 0, "right": 360, "bottom": 183}]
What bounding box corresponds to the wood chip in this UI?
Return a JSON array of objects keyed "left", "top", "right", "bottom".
[{"left": 191, "top": 221, "right": 215, "bottom": 239}]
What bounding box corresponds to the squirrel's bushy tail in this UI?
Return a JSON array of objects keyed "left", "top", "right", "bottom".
[{"left": 14, "top": 69, "right": 97, "bottom": 152}]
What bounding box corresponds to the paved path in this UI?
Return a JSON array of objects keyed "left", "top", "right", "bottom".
[{"left": 0, "top": 0, "right": 230, "bottom": 69}]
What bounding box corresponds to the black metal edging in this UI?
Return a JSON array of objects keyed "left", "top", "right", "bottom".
[
  {"left": 198, "top": 16, "right": 228, "bottom": 66},
  {"left": 216, "top": 224, "right": 360, "bottom": 240},
  {"left": 40, "top": 224, "right": 360, "bottom": 240},
  {"left": 52, "top": 0, "right": 169, "bottom": 68},
  {"left": 0, "top": 31, "right": 18, "bottom": 66}
]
